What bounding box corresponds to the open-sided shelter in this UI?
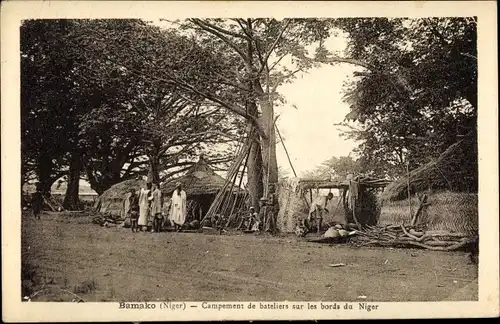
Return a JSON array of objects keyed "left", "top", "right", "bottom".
[{"left": 277, "top": 176, "right": 389, "bottom": 233}]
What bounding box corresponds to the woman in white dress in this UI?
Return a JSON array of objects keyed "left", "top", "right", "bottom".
[
  {"left": 138, "top": 182, "right": 152, "bottom": 231},
  {"left": 169, "top": 182, "right": 187, "bottom": 232}
]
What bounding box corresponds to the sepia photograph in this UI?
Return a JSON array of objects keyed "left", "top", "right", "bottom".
[{"left": 2, "top": 0, "right": 498, "bottom": 321}]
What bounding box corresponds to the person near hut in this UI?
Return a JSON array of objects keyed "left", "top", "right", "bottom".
[
  {"left": 308, "top": 192, "right": 334, "bottom": 234},
  {"left": 169, "top": 182, "right": 187, "bottom": 232},
  {"left": 248, "top": 206, "right": 260, "bottom": 231},
  {"left": 128, "top": 189, "right": 140, "bottom": 233},
  {"left": 237, "top": 206, "right": 259, "bottom": 231},
  {"left": 138, "top": 182, "right": 152, "bottom": 232},
  {"left": 257, "top": 197, "right": 268, "bottom": 231},
  {"left": 162, "top": 197, "right": 172, "bottom": 228},
  {"left": 149, "top": 183, "right": 163, "bottom": 233},
  {"left": 266, "top": 184, "right": 279, "bottom": 234},
  {"left": 31, "top": 184, "right": 44, "bottom": 220}
]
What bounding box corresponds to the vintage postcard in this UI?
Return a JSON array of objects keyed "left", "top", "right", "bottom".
[{"left": 1, "top": 0, "right": 498, "bottom": 321}]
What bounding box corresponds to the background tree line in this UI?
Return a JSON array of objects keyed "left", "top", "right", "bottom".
[{"left": 21, "top": 19, "right": 243, "bottom": 209}]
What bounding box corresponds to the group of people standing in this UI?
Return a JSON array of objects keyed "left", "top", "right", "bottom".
[{"left": 126, "top": 182, "right": 187, "bottom": 233}]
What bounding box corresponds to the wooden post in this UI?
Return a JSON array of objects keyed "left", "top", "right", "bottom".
[
  {"left": 406, "top": 161, "right": 412, "bottom": 223},
  {"left": 341, "top": 189, "right": 348, "bottom": 226},
  {"left": 411, "top": 194, "right": 428, "bottom": 226},
  {"left": 302, "top": 191, "right": 310, "bottom": 210},
  {"left": 351, "top": 201, "right": 362, "bottom": 230},
  {"left": 275, "top": 124, "right": 297, "bottom": 177},
  {"left": 229, "top": 147, "right": 250, "bottom": 219},
  {"left": 349, "top": 182, "right": 362, "bottom": 230}
]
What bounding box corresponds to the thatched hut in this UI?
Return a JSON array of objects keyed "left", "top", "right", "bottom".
[
  {"left": 378, "top": 134, "right": 478, "bottom": 236},
  {"left": 94, "top": 178, "right": 146, "bottom": 217},
  {"left": 380, "top": 133, "right": 477, "bottom": 202},
  {"left": 94, "top": 156, "right": 244, "bottom": 220},
  {"left": 161, "top": 156, "right": 244, "bottom": 220}
]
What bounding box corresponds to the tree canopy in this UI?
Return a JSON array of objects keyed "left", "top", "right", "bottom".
[
  {"left": 21, "top": 19, "right": 244, "bottom": 203},
  {"left": 329, "top": 17, "right": 477, "bottom": 177}
]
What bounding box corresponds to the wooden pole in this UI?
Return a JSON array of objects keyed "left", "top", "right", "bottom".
[
  {"left": 411, "top": 194, "right": 428, "bottom": 226},
  {"left": 202, "top": 134, "right": 249, "bottom": 223},
  {"left": 349, "top": 181, "right": 362, "bottom": 230},
  {"left": 229, "top": 146, "right": 250, "bottom": 218},
  {"left": 275, "top": 124, "right": 297, "bottom": 177},
  {"left": 406, "top": 161, "right": 412, "bottom": 223},
  {"left": 217, "top": 142, "right": 248, "bottom": 216},
  {"left": 351, "top": 199, "right": 362, "bottom": 230},
  {"left": 302, "top": 191, "right": 310, "bottom": 210},
  {"left": 221, "top": 147, "right": 245, "bottom": 214},
  {"left": 341, "top": 189, "right": 348, "bottom": 226}
]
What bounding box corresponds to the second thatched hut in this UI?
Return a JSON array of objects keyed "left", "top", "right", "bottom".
[
  {"left": 161, "top": 156, "right": 240, "bottom": 221},
  {"left": 94, "top": 156, "right": 245, "bottom": 221}
]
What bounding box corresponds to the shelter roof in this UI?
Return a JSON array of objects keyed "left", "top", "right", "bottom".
[{"left": 161, "top": 156, "right": 244, "bottom": 196}]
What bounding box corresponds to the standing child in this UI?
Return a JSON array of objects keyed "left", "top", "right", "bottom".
[
  {"left": 238, "top": 206, "right": 259, "bottom": 231},
  {"left": 129, "top": 189, "right": 140, "bottom": 233},
  {"left": 31, "top": 184, "right": 43, "bottom": 220},
  {"left": 248, "top": 207, "right": 260, "bottom": 231}
]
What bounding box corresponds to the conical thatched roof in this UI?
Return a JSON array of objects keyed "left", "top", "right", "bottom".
[{"left": 161, "top": 156, "right": 234, "bottom": 196}]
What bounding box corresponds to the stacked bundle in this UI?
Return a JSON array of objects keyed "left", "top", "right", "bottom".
[
  {"left": 91, "top": 213, "right": 124, "bottom": 227},
  {"left": 352, "top": 225, "right": 477, "bottom": 251}
]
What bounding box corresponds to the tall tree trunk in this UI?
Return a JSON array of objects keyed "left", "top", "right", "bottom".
[
  {"left": 147, "top": 139, "right": 161, "bottom": 185},
  {"left": 243, "top": 20, "right": 265, "bottom": 213},
  {"left": 247, "top": 139, "right": 264, "bottom": 212},
  {"left": 84, "top": 169, "right": 107, "bottom": 196},
  {"left": 37, "top": 151, "right": 54, "bottom": 194},
  {"left": 63, "top": 150, "right": 82, "bottom": 210},
  {"left": 258, "top": 99, "right": 279, "bottom": 188},
  {"left": 147, "top": 155, "right": 160, "bottom": 185},
  {"left": 257, "top": 98, "right": 279, "bottom": 233}
]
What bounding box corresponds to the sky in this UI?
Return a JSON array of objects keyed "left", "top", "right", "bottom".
[
  {"left": 273, "top": 29, "right": 361, "bottom": 176},
  {"left": 275, "top": 62, "right": 360, "bottom": 176}
]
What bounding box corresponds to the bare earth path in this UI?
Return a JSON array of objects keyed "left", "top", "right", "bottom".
[{"left": 21, "top": 212, "right": 478, "bottom": 302}]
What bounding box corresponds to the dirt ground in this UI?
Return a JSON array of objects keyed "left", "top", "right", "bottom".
[{"left": 21, "top": 211, "right": 478, "bottom": 302}]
